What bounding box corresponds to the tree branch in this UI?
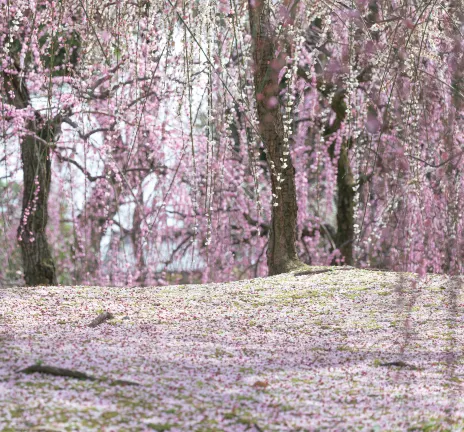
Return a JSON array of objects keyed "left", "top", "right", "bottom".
[
  {"left": 407, "top": 149, "right": 464, "bottom": 169},
  {"left": 62, "top": 117, "right": 115, "bottom": 140},
  {"left": 55, "top": 153, "right": 104, "bottom": 182}
]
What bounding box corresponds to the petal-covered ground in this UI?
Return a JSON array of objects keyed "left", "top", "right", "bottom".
[{"left": 0, "top": 268, "right": 463, "bottom": 431}]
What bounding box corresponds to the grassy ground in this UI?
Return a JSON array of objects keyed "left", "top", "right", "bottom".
[{"left": 0, "top": 267, "right": 463, "bottom": 431}]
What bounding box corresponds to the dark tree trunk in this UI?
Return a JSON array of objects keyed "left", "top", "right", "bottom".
[
  {"left": 443, "top": 1, "right": 463, "bottom": 274},
  {"left": 132, "top": 192, "right": 147, "bottom": 285},
  {"left": 248, "top": 0, "right": 305, "bottom": 275},
  {"left": 335, "top": 143, "right": 355, "bottom": 265},
  {"left": 326, "top": 91, "right": 355, "bottom": 265},
  {"left": 3, "top": 64, "right": 58, "bottom": 286},
  {"left": 17, "top": 121, "right": 58, "bottom": 286}
]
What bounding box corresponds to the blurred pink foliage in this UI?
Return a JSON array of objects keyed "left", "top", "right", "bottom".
[{"left": 0, "top": 0, "right": 463, "bottom": 286}]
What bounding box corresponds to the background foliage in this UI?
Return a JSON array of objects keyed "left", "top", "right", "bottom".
[{"left": 1, "top": 0, "right": 463, "bottom": 286}]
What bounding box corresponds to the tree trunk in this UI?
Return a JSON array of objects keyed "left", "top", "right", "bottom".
[
  {"left": 17, "top": 121, "right": 58, "bottom": 286},
  {"left": 326, "top": 90, "right": 355, "bottom": 265},
  {"left": 248, "top": 0, "right": 305, "bottom": 275},
  {"left": 3, "top": 64, "right": 58, "bottom": 286},
  {"left": 132, "top": 192, "right": 147, "bottom": 285},
  {"left": 335, "top": 143, "right": 355, "bottom": 265},
  {"left": 443, "top": 1, "right": 463, "bottom": 274}
]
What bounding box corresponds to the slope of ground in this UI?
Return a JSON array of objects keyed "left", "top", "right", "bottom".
[{"left": 0, "top": 267, "right": 463, "bottom": 431}]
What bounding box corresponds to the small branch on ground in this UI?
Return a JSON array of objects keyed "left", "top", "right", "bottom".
[
  {"left": 294, "top": 266, "right": 355, "bottom": 277},
  {"left": 18, "top": 365, "right": 141, "bottom": 386},
  {"left": 380, "top": 361, "right": 419, "bottom": 370},
  {"left": 294, "top": 269, "right": 331, "bottom": 277},
  {"left": 362, "top": 267, "right": 387, "bottom": 272},
  {"left": 18, "top": 365, "right": 96, "bottom": 380},
  {"left": 88, "top": 311, "right": 114, "bottom": 328},
  {"left": 111, "top": 379, "right": 140, "bottom": 386}
]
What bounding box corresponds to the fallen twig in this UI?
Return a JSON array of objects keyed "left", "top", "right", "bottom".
[
  {"left": 111, "top": 379, "right": 141, "bottom": 386},
  {"left": 18, "top": 365, "right": 96, "bottom": 380},
  {"left": 380, "top": 361, "right": 419, "bottom": 370},
  {"left": 294, "top": 269, "right": 332, "bottom": 277},
  {"left": 294, "top": 266, "right": 355, "bottom": 277},
  {"left": 88, "top": 311, "right": 114, "bottom": 328},
  {"left": 18, "top": 364, "right": 141, "bottom": 386}
]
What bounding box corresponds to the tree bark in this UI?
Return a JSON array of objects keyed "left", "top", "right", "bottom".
[
  {"left": 326, "top": 90, "right": 355, "bottom": 265},
  {"left": 17, "top": 120, "right": 58, "bottom": 286},
  {"left": 248, "top": 0, "right": 305, "bottom": 275},
  {"left": 132, "top": 191, "right": 147, "bottom": 284},
  {"left": 335, "top": 142, "right": 355, "bottom": 265},
  {"left": 442, "top": 0, "right": 463, "bottom": 274},
  {"left": 3, "top": 64, "right": 58, "bottom": 286}
]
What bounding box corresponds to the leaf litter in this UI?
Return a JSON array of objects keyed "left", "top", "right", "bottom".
[{"left": 0, "top": 268, "right": 463, "bottom": 431}]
